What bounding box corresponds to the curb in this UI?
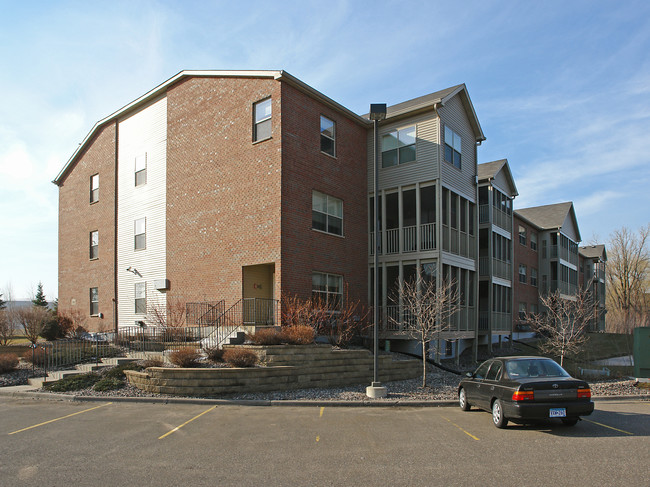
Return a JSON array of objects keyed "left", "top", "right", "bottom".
[{"left": 1, "top": 387, "right": 646, "bottom": 407}]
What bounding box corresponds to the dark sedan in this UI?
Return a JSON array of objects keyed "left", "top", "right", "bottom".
[{"left": 458, "top": 356, "right": 594, "bottom": 428}]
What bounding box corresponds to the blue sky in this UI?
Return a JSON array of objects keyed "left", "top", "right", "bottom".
[{"left": 1, "top": 0, "right": 648, "bottom": 300}]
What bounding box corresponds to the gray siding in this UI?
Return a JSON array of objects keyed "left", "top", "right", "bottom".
[
  {"left": 438, "top": 94, "right": 477, "bottom": 203},
  {"left": 367, "top": 111, "right": 439, "bottom": 193}
]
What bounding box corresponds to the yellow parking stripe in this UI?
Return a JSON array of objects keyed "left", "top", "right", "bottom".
[
  {"left": 583, "top": 419, "right": 634, "bottom": 435},
  {"left": 442, "top": 416, "right": 480, "bottom": 441},
  {"left": 159, "top": 406, "right": 217, "bottom": 440},
  {"left": 8, "top": 403, "right": 113, "bottom": 435}
]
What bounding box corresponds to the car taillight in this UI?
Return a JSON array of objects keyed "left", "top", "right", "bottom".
[
  {"left": 577, "top": 388, "right": 591, "bottom": 399},
  {"left": 512, "top": 390, "right": 534, "bottom": 401}
]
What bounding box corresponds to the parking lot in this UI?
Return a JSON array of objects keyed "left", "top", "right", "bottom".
[{"left": 0, "top": 397, "right": 648, "bottom": 486}]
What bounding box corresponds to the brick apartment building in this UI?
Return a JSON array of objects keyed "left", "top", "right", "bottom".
[{"left": 54, "top": 70, "right": 606, "bottom": 359}]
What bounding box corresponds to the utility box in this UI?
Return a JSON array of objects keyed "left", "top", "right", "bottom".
[{"left": 633, "top": 327, "right": 650, "bottom": 378}]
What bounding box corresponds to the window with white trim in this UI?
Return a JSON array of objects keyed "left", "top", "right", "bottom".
[
  {"left": 134, "top": 218, "right": 146, "bottom": 250},
  {"left": 134, "top": 282, "right": 146, "bottom": 314},
  {"left": 320, "top": 115, "right": 335, "bottom": 156},
  {"left": 519, "top": 225, "right": 527, "bottom": 246},
  {"left": 519, "top": 264, "right": 527, "bottom": 284},
  {"left": 312, "top": 191, "right": 343, "bottom": 236},
  {"left": 530, "top": 268, "right": 538, "bottom": 287},
  {"left": 90, "top": 287, "right": 99, "bottom": 316},
  {"left": 253, "top": 98, "right": 272, "bottom": 142},
  {"left": 90, "top": 174, "right": 99, "bottom": 203},
  {"left": 382, "top": 126, "right": 416, "bottom": 167},
  {"left": 90, "top": 230, "right": 98, "bottom": 260},
  {"left": 444, "top": 126, "right": 462, "bottom": 169},
  {"left": 312, "top": 272, "right": 343, "bottom": 309},
  {"left": 518, "top": 302, "right": 527, "bottom": 321},
  {"left": 135, "top": 153, "right": 146, "bottom": 187}
]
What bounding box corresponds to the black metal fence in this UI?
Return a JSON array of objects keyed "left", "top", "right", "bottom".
[{"left": 27, "top": 339, "right": 122, "bottom": 373}]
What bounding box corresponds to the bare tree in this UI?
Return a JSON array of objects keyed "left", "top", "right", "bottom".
[
  {"left": 606, "top": 225, "right": 650, "bottom": 333},
  {"left": 527, "top": 289, "right": 598, "bottom": 367},
  {"left": 146, "top": 297, "right": 187, "bottom": 328},
  {"left": 0, "top": 309, "right": 14, "bottom": 346},
  {"left": 389, "top": 273, "right": 460, "bottom": 388},
  {"left": 15, "top": 307, "right": 50, "bottom": 345}
]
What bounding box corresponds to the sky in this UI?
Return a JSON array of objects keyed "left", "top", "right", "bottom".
[{"left": 0, "top": 0, "right": 649, "bottom": 300}]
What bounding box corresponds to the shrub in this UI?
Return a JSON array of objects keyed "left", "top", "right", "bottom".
[
  {"left": 139, "top": 358, "right": 164, "bottom": 368},
  {"left": 0, "top": 353, "right": 19, "bottom": 373},
  {"left": 93, "top": 376, "right": 125, "bottom": 392},
  {"left": 103, "top": 362, "right": 142, "bottom": 380},
  {"left": 22, "top": 348, "right": 47, "bottom": 367},
  {"left": 44, "top": 373, "right": 100, "bottom": 392},
  {"left": 169, "top": 347, "right": 201, "bottom": 368},
  {"left": 280, "top": 325, "right": 315, "bottom": 345},
  {"left": 40, "top": 319, "right": 61, "bottom": 341},
  {"left": 204, "top": 347, "right": 224, "bottom": 364},
  {"left": 247, "top": 328, "right": 283, "bottom": 345},
  {"left": 223, "top": 348, "right": 258, "bottom": 368}
]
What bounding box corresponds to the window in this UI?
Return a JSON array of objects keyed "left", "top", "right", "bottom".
[
  {"left": 134, "top": 283, "right": 146, "bottom": 314},
  {"left": 486, "top": 361, "right": 502, "bottom": 381},
  {"left": 90, "top": 174, "right": 99, "bottom": 203},
  {"left": 530, "top": 303, "right": 538, "bottom": 315},
  {"left": 519, "top": 302, "right": 527, "bottom": 321},
  {"left": 530, "top": 268, "right": 538, "bottom": 287},
  {"left": 89, "top": 231, "right": 98, "bottom": 260},
  {"left": 134, "top": 218, "right": 146, "bottom": 250},
  {"left": 444, "top": 126, "right": 462, "bottom": 169},
  {"left": 312, "top": 191, "right": 343, "bottom": 236},
  {"left": 530, "top": 232, "right": 537, "bottom": 251},
  {"left": 382, "top": 126, "right": 416, "bottom": 167},
  {"left": 518, "top": 225, "right": 527, "bottom": 246},
  {"left": 312, "top": 272, "right": 343, "bottom": 309},
  {"left": 90, "top": 287, "right": 99, "bottom": 316},
  {"left": 320, "top": 116, "right": 335, "bottom": 156},
  {"left": 253, "top": 98, "right": 272, "bottom": 142},
  {"left": 519, "top": 264, "right": 527, "bottom": 283},
  {"left": 135, "top": 154, "right": 146, "bottom": 187}
]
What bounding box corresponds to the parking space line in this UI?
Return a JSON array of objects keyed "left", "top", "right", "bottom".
[
  {"left": 8, "top": 402, "right": 113, "bottom": 435},
  {"left": 442, "top": 416, "right": 480, "bottom": 441},
  {"left": 583, "top": 419, "right": 634, "bottom": 435},
  {"left": 159, "top": 406, "right": 217, "bottom": 440}
]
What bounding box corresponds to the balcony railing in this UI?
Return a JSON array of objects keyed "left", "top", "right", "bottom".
[
  {"left": 550, "top": 280, "right": 577, "bottom": 296},
  {"left": 478, "top": 204, "right": 511, "bottom": 232},
  {"left": 370, "top": 223, "right": 438, "bottom": 256}
]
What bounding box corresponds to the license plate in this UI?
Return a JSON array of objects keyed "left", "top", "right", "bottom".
[{"left": 550, "top": 408, "right": 566, "bottom": 418}]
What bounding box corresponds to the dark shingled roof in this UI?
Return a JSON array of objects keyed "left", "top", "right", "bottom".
[
  {"left": 579, "top": 244, "right": 607, "bottom": 261},
  {"left": 515, "top": 202, "right": 574, "bottom": 230},
  {"left": 385, "top": 85, "right": 462, "bottom": 117},
  {"left": 478, "top": 159, "right": 508, "bottom": 181}
]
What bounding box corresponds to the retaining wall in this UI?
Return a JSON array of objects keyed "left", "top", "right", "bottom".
[{"left": 125, "top": 344, "right": 420, "bottom": 396}]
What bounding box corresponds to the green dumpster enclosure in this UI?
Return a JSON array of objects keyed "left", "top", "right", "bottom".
[{"left": 633, "top": 327, "right": 650, "bottom": 378}]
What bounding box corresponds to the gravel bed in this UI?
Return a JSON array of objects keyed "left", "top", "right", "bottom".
[{"left": 4, "top": 363, "right": 647, "bottom": 402}]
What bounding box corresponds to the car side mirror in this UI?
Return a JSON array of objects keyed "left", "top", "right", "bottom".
[{"left": 466, "top": 372, "right": 473, "bottom": 378}]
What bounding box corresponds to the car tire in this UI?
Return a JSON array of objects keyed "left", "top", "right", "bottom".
[
  {"left": 459, "top": 388, "right": 471, "bottom": 411},
  {"left": 492, "top": 399, "right": 508, "bottom": 428},
  {"left": 561, "top": 418, "right": 579, "bottom": 427}
]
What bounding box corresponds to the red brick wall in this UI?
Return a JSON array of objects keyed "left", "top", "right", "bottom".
[
  {"left": 279, "top": 83, "right": 369, "bottom": 305},
  {"left": 513, "top": 214, "right": 540, "bottom": 326},
  {"left": 58, "top": 123, "right": 116, "bottom": 332},
  {"left": 165, "top": 77, "right": 283, "bottom": 305}
]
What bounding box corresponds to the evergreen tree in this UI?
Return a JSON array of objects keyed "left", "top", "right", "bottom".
[
  {"left": 0, "top": 293, "right": 5, "bottom": 310},
  {"left": 32, "top": 282, "right": 48, "bottom": 308}
]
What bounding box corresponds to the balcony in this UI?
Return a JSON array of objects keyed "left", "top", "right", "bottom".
[
  {"left": 370, "top": 223, "right": 437, "bottom": 256},
  {"left": 478, "top": 204, "right": 511, "bottom": 233}
]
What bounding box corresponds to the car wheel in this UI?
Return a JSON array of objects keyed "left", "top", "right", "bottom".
[
  {"left": 561, "top": 418, "right": 579, "bottom": 427},
  {"left": 492, "top": 399, "right": 508, "bottom": 428},
  {"left": 459, "top": 388, "right": 471, "bottom": 411}
]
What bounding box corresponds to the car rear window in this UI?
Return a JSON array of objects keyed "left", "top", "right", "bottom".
[{"left": 506, "top": 359, "right": 570, "bottom": 378}]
